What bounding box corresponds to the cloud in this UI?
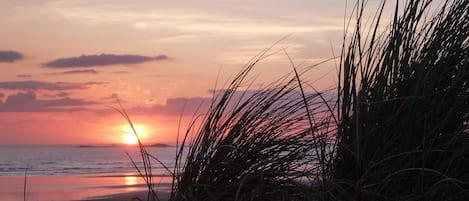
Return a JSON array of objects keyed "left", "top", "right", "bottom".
[
  {"left": 124, "top": 89, "right": 334, "bottom": 116},
  {"left": 44, "top": 54, "right": 170, "bottom": 68},
  {"left": 129, "top": 96, "right": 211, "bottom": 116},
  {"left": 94, "top": 96, "right": 210, "bottom": 116},
  {"left": 0, "top": 93, "right": 4, "bottom": 98},
  {"left": 49, "top": 69, "right": 99, "bottom": 75},
  {"left": 0, "top": 50, "right": 23, "bottom": 62},
  {"left": 113, "top": 71, "right": 130, "bottom": 74},
  {"left": 56, "top": 92, "right": 69, "bottom": 97},
  {"left": 0, "top": 81, "right": 108, "bottom": 91},
  {"left": 0, "top": 91, "right": 99, "bottom": 112},
  {"left": 42, "top": 92, "right": 69, "bottom": 98},
  {"left": 17, "top": 74, "right": 32, "bottom": 78},
  {"left": 84, "top": 81, "right": 109, "bottom": 85},
  {"left": 101, "top": 93, "right": 119, "bottom": 100}
]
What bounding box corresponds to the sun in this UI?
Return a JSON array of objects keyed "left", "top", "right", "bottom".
[
  {"left": 121, "top": 124, "right": 147, "bottom": 145},
  {"left": 123, "top": 133, "right": 138, "bottom": 145}
]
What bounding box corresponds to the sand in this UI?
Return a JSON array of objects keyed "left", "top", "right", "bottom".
[
  {"left": 0, "top": 173, "right": 172, "bottom": 201},
  {"left": 81, "top": 191, "right": 171, "bottom": 201}
]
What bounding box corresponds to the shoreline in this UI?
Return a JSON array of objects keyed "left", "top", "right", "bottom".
[
  {"left": 79, "top": 190, "right": 171, "bottom": 201},
  {"left": 0, "top": 173, "right": 172, "bottom": 201}
]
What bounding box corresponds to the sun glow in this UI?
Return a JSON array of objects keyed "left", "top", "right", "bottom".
[
  {"left": 125, "top": 175, "right": 138, "bottom": 185},
  {"left": 121, "top": 124, "right": 148, "bottom": 145},
  {"left": 123, "top": 133, "right": 138, "bottom": 145}
]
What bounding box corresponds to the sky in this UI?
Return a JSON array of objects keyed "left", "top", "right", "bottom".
[{"left": 0, "top": 0, "right": 388, "bottom": 145}]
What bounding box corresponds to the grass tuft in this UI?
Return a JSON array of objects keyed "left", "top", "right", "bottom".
[
  {"left": 170, "top": 50, "right": 335, "bottom": 200},
  {"left": 333, "top": 0, "right": 469, "bottom": 200},
  {"left": 126, "top": 0, "right": 468, "bottom": 200}
]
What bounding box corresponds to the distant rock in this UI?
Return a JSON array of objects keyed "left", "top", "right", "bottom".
[
  {"left": 77, "top": 143, "right": 172, "bottom": 148},
  {"left": 148, "top": 143, "right": 172, "bottom": 147}
]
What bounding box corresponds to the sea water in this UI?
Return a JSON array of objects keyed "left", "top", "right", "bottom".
[
  {"left": 0, "top": 146, "right": 183, "bottom": 201},
  {"left": 0, "top": 146, "right": 181, "bottom": 177}
]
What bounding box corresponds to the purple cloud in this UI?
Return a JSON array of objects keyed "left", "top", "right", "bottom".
[
  {"left": 0, "top": 81, "right": 107, "bottom": 91},
  {"left": 56, "top": 92, "right": 69, "bottom": 97},
  {"left": 124, "top": 89, "right": 334, "bottom": 116},
  {"left": 128, "top": 97, "right": 212, "bottom": 116},
  {"left": 49, "top": 69, "right": 99, "bottom": 75},
  {"left": 42, "top": 92, "right": 70, "bottom": 98},
  {"left": 0, "top": 50, "right": 23, "bottom": 62},
  {"left": 44, "top": 54, "right": 170, "bottom": 68},
  {"left": 84, "top": 81, "right": 109, "bottom": 85},
  {"left": 0, "top": 91, "right": 99, "bottom": 112}
]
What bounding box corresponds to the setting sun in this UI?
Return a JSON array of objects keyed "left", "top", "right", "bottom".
[
  {"left": 123, "top": 134, "right": 138, "bottom": 145},
  {"left": 120, "top": 124, "right": 149, "bottom": 145}
]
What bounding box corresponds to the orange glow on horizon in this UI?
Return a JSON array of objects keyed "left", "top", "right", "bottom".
[
  {"left": 119, "top": 124, "right": 149, "bottom": 145},
  {"left": 0, "top": 0, "right": 347, "bottom": 146}
]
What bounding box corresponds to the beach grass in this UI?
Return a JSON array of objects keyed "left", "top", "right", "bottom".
[
  {"left": 170, "top": 49, "right": 335, "bottom": 201},
  {"left": 333, "top": 0, "right": 468, "bottom": 200},
  {"left": 124, "top": 0, "right": 468, "bottom": 200}
]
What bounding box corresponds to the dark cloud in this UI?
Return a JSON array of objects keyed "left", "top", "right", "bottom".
[
  {"left": 56, "top": 92, "right": 69, "bottom": 97},
  {"left": 17, "top": 74, "right": 32, "bottom": 78},
  {"left": 42, "top": 94, "right": 56, "bottom": 98},
  {"left": 0, "top": 91, "right": 99, "bottom": 112},
  {"left": 84, "top": 81, "right": 109, "bottom": 85},
  {"left": 0, "top": 81, "right": 85, "bottom": 91},
  {"left": 0, "top": 50, "right": 23, "bottom": 62},
  {"left": 49, "top": 69, "right": 99, "bottom": 75},
  {"left": 44, "top": 54, "right": 170, "bottom": 68},
  {"left": 42, "top": 92, "right": 69, "bottom": 98},
  {"left": 0, "top": 81, "right": 107, "bottom": 91},
  {"left": 0, "top": 93, "right": 4, "bottom": 98},
  {"left": 154, "top": 55, "right": 170, "bottom": 60}
]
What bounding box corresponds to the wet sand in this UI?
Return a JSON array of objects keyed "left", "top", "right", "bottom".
[
  {"left": 0, "top": 173, "right": 172, "bottom": 201},
  {"left": 81, "top": 191, "right": 171, "bottom": 201}
]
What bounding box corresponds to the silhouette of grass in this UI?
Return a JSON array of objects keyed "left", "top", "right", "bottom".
[
  {"left": 169, "top": 46, "right": 335, "bottom": 200},
  {"left": 125, "top": 0, "right": 468, "bottom": 200},
  {"left": 333, "top": 0, "right": 468, "bottom": 200}
]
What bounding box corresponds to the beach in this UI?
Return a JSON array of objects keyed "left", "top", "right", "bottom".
[
  {"left": 0, "top": 173, "right": 172, "bottom": 201},
  {"left": 81, "top": 191, "right": 170, "bottom": 201},
  {"left": 0, "top": 146, "right": 179, "bottom": 201}
]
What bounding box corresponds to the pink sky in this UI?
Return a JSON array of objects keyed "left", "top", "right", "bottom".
[{"left": 0, "top": 0, "right": 389, "bottom": 145}]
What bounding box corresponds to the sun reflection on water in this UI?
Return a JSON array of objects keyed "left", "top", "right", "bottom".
[{"left": 125, "top": 175, "right": 138, "bottom": 186}]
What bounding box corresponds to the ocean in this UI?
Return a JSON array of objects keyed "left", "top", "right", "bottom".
[
  {"left": 0, "top": 146, "right": 183, "bottom": 201},
  {"left": 0, "top": 146, "right": 181, "bottom": 177}
]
